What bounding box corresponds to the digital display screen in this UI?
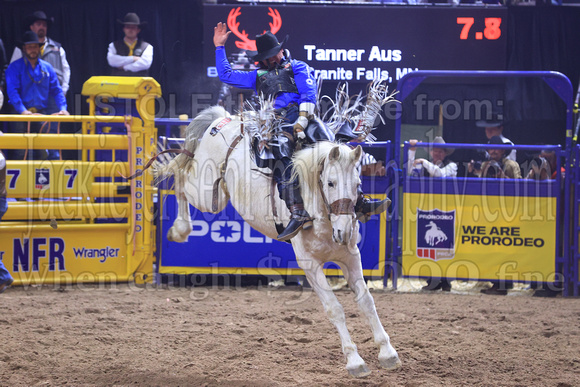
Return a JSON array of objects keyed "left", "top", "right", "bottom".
[{"left": 203, "top": 4, "right": 508, "bottom": 89}]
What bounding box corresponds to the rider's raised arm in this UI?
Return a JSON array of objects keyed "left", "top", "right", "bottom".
[
  {"left": 214, "top": 22, "right": 256, "bottom": 90},
  {"left": 215, "top": 47, "right": 257, "bottom": 90}
]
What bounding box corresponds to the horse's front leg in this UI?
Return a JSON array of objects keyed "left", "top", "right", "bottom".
[
  {"left": 301, "top": 259, "right": 371, "bottom": 378},
  {"left": 340, "top": 254, "right": 401, "bottom": 371},
  {"left": 167, "top": 170, "right": 192, "bottom": 243}
]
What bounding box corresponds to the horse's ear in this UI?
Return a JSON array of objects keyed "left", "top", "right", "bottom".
[
  {"left": 351, "top": 145, "right": 363, "bottom": 163},
  {"left": 329, "top": 146, "right": 341, "bottom": 161}
]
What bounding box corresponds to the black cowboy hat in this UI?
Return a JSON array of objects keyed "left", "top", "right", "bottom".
[
  {"left": 488, "top": 135, "right": 505, "bottom": 146},
  {"left": 246, "top": 31, "right": 288, "bottom": 62},
  {"left": 487, "top": 135, "right": 509, "bottom": 155},
  {"left": 25, "top": 10, "right": 53, "bottom": 28},
  {"left": 19, "top": 31, "right": 41, "bottom": 47},
  {"left": 117, "top": 13, "right": 147, "bottom": 27},
  {"left": 476, "top": 110, "right": 503, "bottom": 128}
]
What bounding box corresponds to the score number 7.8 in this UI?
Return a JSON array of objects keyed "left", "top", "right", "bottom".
[{"left": 457, "top": 17, "right": 501, "bottom": 40}]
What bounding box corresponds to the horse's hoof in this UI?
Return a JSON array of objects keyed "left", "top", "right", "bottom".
[
  {"left": 347, "top": 363, "right": 372, "bottom": 378},
  {"left": 379, "top": 355, "right": 402, "bottom": 370},
  {"left": 167, "top": 229, "right": 187, "bottom": 243}
]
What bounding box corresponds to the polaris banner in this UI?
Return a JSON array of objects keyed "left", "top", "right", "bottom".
[{"left": 158, "top": 193, "right": 387, "bottom": 277}]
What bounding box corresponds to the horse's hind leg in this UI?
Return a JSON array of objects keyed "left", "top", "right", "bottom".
[
  {"left": 340, "top": 256, "right": 401, "bottom": 371},
  {"left": 302, "top": 261, "right": 371, "bottom": 378},
  {"left": 167, "top": 170, "right": 192, "bottom": 243}
]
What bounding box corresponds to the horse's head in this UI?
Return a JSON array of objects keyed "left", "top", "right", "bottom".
[{"left": 319, "top": 144, "right": 363, "bottom": 245}]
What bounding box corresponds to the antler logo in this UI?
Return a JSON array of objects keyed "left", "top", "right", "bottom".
[{"left": 227, "top": 7, "right": 282, "bottom": 51}]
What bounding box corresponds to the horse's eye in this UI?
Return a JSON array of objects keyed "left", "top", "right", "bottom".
[{"left": 328, "top": 181, "right": 335, "bottom": 188}]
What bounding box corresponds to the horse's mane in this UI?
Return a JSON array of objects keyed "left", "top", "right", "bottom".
[{"left": 291, "top": 141, "right": 355, "bottom": 206}]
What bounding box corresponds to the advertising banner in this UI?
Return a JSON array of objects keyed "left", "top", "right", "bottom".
[
  {"left": 402, "top": 189, "right": 557, "bottom": 282},
  {"left": 6, "top": 161, "right": 94, "bottom": 197},
  {"left": 158, "top": 192, "right": 387, "bottom": 277},
  {"left": 2, "top": 225, "right": 129, "bottom": 284}
]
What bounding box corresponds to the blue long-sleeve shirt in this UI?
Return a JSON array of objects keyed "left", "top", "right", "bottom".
[
  {"left": 5, "top": 57, "right": 67, "bottom": 114},
  {"left": 215, "top": 46, "right": 317, "bottom": 109}
]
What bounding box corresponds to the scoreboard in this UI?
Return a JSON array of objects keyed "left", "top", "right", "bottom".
[{"left": 203, "top": 4, "right": 508, "bottom": 89}]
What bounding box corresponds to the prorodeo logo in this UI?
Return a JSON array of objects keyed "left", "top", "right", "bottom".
[
  {"left": 35, "top": 168, "right": 50, "bottom": 189},
  {"left": 416, "top": 208, "right": 455, "bottom": 261}
]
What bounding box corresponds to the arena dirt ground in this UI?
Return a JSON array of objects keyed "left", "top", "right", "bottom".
[{"left": 1, "top": 279, "right": 579, "bottom": 387}]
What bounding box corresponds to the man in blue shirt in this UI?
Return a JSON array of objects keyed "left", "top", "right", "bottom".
[
  {"left": 214, "top": 23, "right": 389, "bottom": 241},
  {"left": 5, "top": 31, "right": 68, "bottom": 160}
]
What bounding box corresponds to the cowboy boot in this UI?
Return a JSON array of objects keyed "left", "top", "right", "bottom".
[
  {"left": 277, "top": 203, "right": 313, "bottom": 241},
  {"left": 355, "top": 192, "right": 391, "bottom": 223}
]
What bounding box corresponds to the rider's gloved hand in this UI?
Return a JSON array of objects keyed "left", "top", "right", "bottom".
[
  {"left": 294, "top": 102, "right": 315, "bottom": 140},
  {"left": 293, "top": 115, "right": 308, "bottom": 139}
]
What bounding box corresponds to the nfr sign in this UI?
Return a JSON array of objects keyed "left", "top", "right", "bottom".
[{"left": 12, "top": 237, "right": 66, "bottom": 272}]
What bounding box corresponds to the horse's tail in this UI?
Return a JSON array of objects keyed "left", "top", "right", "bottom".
[
  {"left": 152, "top": 105, "right": 230, "bottom": 184},
  {"left": 152, "top": 151, "right": 190, "bottom": 185}
]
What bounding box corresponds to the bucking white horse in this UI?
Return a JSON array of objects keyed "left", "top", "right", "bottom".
[{"left": 152, "top": 83, "right": 401, "bottom": 377}]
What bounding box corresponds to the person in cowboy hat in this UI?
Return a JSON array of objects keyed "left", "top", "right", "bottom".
[
  {"left": 407, "top": 136, "right": 457, "bottom": 292},
  {"left": 476, "top": 110, "right": 516, "bottom": 161},
  {"left": 479, "top": 135, "right": 522, "bottom": 179},
  {"left": 407, "top": 136, "right": 457, "bottom": 178},
  {"left": 213, "top": 22, "right": 390, "bottom": 241},
  {"left": 10, "top": 10, "right": 71, "bottom": 160},
  {"left": 107, "top": 13, "right": 153, "bottom": 76},
  {"left": 5, "top": 31, "right": 68, "bottom": 160},
  {"left": 477, "top": 135, "right": 521, "bottom": 296},
  {"left": 11, "top": 11, "right": 70, "bottom": 96}
]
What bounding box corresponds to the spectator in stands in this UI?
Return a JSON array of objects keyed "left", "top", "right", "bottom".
[
  {"left": 0, "top": 145, "right": 13, "bottom": 294},
  {"left": 476, "top": 111, "right": 516, "bottom": 161},
  {"left": 10, "top": 11, "right": 71, "bottom": 160},
  {"left": 107, "top": 13, "right": 153, "bottom": 76},
  {"left": 408, "top": 136, "right": 456, "bottom": 291},
  {"left": 476, "top": 135, "right": 521, "bottom": 295},
  {"left": 524, "top": 155, "right": 550, "bottom": 180},
  {"left": 469, "top": 136, "right": 521, "bottom": 179},
  {"left": 525, "top": 149, "right": 564, "bottom": 180},
  {"left": 360, "top": 152, "right": 386, "bottom": 176},
  {"left": 407, "top": 136, "right": 457, "bottom": 177},
  {"left": 348, "top": 136, "right": 386, "bottom": 177},
  {"left": 11, "top": 11, "right": 70, "bottom": 96},
  {"left": 479, "top": 136, "right": 521, "bottom": 179},
  {"left": 5, "top": 31, "right": 69, "bottom": 160}
]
